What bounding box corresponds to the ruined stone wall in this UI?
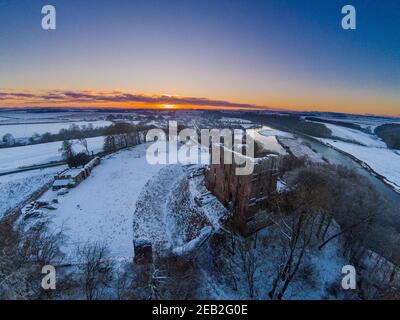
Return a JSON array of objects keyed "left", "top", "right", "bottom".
[{"left": 205, "top": 147, "right": 280, "bottom": 234}]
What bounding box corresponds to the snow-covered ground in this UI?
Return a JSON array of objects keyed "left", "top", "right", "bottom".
[
  {"left": 303, "top": 123, "right": 400, "bottom": 193},
  {"left": 220, "top": 117, "right": 252, "bottom": 124},
  {"left": 294, "top": 122, "right": 400, "bottom": 193},
  {"left": 306, "top": 115, "right": 400, "bottom": 132},
  {"left": 133, "top": 163, "right": 226, "bottom": 251},
  {"left": 26, "top": 143, "right": 216, "bottom": 261},
  {"left": 0, "top": 136, "right": 105, "bottom": 173},
  {"left": 36, "top": 144, "right": 165, "bottom": 260},
  {"left": 0, "top": 120, "right": 112, "bottom": 139},
  {"left": 320, "top": 139, "right": 400, "bottom": 193},
  {"left": 259, "top": 126, "right": 294, "bottom": 139},
  {"left": 255, "top": 126, "right": 291, "bottom": 155},
  {"left": 0, "top": 110, "right": 106, "bottom": 123},
  {"left": 219, "top": 117, "right": 256, "bottom": 129},
  {"left": 133, "top": 165, "right": 187, "bottom": 250},
  {"left": 0, "top": 166, "right": 65, "bottom": 218},
  {"left": 196, "top": 221, "right": 347, "bottom": 300},
  {"left": 315, "top": 122, "right": 385, "bottom": 147},
  {"left": 279, "top": 137, "right": 326, "bottom": 164}
]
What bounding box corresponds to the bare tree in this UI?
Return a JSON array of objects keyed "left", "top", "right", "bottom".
[
  {"left": 150, "top": 252, "right": 199, "bottom": 300},
  {"left": 76, "top": 242, "right": 114, "bottom": 300},
  {"left": 59, "top": 140, "right": 74, "bottom": 161},
  {"left": 268, "top": 208, "right": 318, "bottom": 300},
  {"left": 237, "top": 236, "right": 259, "bottom": 298},
  {"left": 78, "top": 137, "right": 90, "bottom": 155},
  {"left": 217, "top": 231, "right": 259, "bottom": 298},
  {"left": 268, "top": 166, "right": 331, "bottom": 300},
  {"left": 0, "top": 213, "right": 67, "bottom": 300}
]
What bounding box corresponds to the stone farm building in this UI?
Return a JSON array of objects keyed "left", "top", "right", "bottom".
[
  {"left": 205, "top": 146, "right": 281, "bottom": 235},
  {"left": 52, "top": 157, "right": 101, "bottom": 191}
]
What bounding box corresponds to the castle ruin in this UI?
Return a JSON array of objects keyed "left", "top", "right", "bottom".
[{"left": 205, "top": 146, "right": 281, "bottom": 235}]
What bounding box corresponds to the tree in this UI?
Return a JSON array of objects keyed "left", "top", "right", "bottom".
[
  {"left": 0, "top": 212, "right": 66, "bottom": 300},
  {"left": 78, "top": 137, "right": 90, "bottom": 155},
  {"left": 76, "top": 242, "right": 114, "bottom": 300},
  {"left": 236, "top": 236, "right": 259, "bottom": 298},
  {"left": 215, "top": 231, "right": 259, "bottom": 298},
  {"left": 268, "top": 165, "right": 338, "bottom": 299},
  {"left": 59, "top": 140, "right": 74, "bottom": 161},
  {"left": 282, "top": 165, "right": 381, "bottom": 254},
  {"left": 28, "top": 133, "right": 40, "bottom": 144},
  {"left": 267, "top": 164, "right": 386, "bottom": 299},
  {"left": 103, "top": 135, "right": 116, "bottom": 153},
  {"left": 67, "top": 152, "right": 90, "bottom": 168},
  {"left": 268, "top": 208, "right": 319, "bottom": 300},
  {"left": 2, "top": 133, "right": 15, "bottom": 146}
]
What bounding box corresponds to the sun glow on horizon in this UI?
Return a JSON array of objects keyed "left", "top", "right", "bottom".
[{"left": 162, "top": 104, "right": 176, "bottom": 109}]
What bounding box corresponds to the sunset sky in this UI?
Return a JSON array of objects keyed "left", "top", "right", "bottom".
[{"left": 0, "top": 0, "right": 399, "bottom": 115}]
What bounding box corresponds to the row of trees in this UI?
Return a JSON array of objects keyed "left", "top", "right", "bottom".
[
  {"left": 0, "top": 123, "right": 111, "bottom": 148},
  {"left": 103, "top": 123, "right": 142, "bottom": 153},
  {"left": 244, "top": 114, "right": 333, "bottom": 138},
  {"left": 58, "top": 123, "right": 146, "bottom": 167},
  {"left": 375, "top": 123, "right": 400, "bottom": 149},
  {"left": 41, "top": 123, "right": 107, "bottom": 143}
]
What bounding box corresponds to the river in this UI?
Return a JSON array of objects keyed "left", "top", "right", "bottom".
[{"left": 256, "top": 126, "right": 400, "bottom": 206}]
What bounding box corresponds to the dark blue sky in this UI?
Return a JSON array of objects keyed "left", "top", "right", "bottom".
[{"left": 0, "top": 0, "right": 399, "bottom": 114}]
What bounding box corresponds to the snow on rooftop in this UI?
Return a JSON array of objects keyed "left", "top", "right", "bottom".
[{"left": 53, "top": 179, "right": 71, "bottom": 186}]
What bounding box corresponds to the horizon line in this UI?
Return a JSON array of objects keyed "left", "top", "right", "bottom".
[{"left": 1, "top": 105, "right": 399, "bottom": 119}]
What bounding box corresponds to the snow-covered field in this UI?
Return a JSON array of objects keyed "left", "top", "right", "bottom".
[
  {"left": 305, "top": 123, "right": 400, "bottom": 193},
  {"left": 316, "top": 122, "right": 385, "bottom": 147},
  {"left": 220, "top": 117, "right": 252, "bottom": 124},
  {"left": 320, "top": 139, "right": 400, "bottom": 192},
  {"left": 259, "top": 126, "right": 294, "bottom": 139},
  {"left": 36, "top": 144, "right": 165, "bottom": 259},
  {"left": 0, "top": 111, "right": 106, "bottom": 123},
  {"left": 0, "top": 120, "right": 112, "bottom": 139},
  {"left": 278, "top": 137, "right": 326, "bottom": 164},
  {"left": 219, "top": 117, "right": 256, "bottom": 129},
  {"left": 0, "top": 136, "right": 105, "bottom": 173},
  {"left": 306, "top": 115, "right": 400, "bottom": 132},
  {"left": 256, "top": 126, "right": 292, "bottom": 155},
  {"left": 0, "top": 166, "right": 65, "bottom": 218},
  {"left": 23, "top": 143, "right": 217, "bottom": 261}
]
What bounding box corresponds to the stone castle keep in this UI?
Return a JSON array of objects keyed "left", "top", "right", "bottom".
[{"left": 205, "top": 147, "right": 281, "bottom": 235}]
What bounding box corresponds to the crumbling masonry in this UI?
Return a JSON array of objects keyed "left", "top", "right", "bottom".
[{"left": 205, "top": 147, "right": 281, "bottom": 235}]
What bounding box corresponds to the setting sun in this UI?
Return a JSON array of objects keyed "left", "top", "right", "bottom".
[{"left": 163, "top": 104, "right": 176, "bottom": 109}]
